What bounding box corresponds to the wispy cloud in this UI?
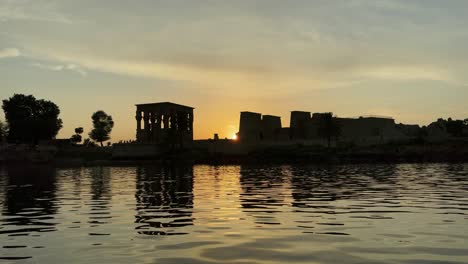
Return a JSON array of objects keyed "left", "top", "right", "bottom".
[
  {"left": 1, "top": 0, "right": 466, "bottom": 90},
  {"left": 0, "top": 48, "right": 20, "bottom": 58},
  {"left": 354, "top": 65, "right": 455, "bottom": 83},
  {"left": 30, "top": 62, "right": 87, "bottom": 76},
  {"left": 0, "top": 0, "right": 72, "bottom": 23},
  {"left": 32, "top": 51, "right": 329, "bottom": 95},
  {"left": 1, "top": 0, "right": 467, "bottom": 140}
]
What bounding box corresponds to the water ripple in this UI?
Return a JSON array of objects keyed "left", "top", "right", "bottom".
[{"left": 0, "top": 163, "right": 467, "bottom": 263}]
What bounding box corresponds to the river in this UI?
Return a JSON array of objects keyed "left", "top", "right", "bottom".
[{"left": 1, "top": 163, "right": 467, "bottom": 263}]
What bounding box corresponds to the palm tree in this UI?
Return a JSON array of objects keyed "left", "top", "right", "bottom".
[{"left": 317, "top": 112, "right": 341, "bottom": 148}]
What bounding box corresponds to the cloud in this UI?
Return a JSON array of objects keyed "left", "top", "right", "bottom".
[
  {"left": 30, "top": 62, "right": 87, "bottom": 76},
  {"left": 1, "top": 0, "right": 467, "bottom": 141},
  {"left": 354, "top": 65, "right": 455, "bottom": 83},
  {"left": 37, "top": 49, "right": 459, "bottom": 93},
  {"left": 29, "top": 50, "right": 332, "bottom": 96},
  {"left": 0, "top": 48, "right": 20, "bottom": 58},
  {"left": 0, "top": 0, "right": 72, "bottom": 23},
  {"left": 2, "top": 0, "right": 468, "bottom": 90}
]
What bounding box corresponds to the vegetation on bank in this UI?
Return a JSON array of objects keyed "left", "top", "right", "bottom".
[
  {"left": 2, "top": 94, "right": 62, "bottom": 144},
  {"left": 1, "top": 94, "right": 113, "bottom": 146},
  {"left": 0, "top": 120, "right": 7, "bottom": 143},
  {"left": 89, "top": 110, "right": 114, "bottom": 146},
  {"left": 2, "top": 93, "right": 468, "bottom": 165},
  {"left": 70, "top": 127, "right": 84, "bottom": 144}
]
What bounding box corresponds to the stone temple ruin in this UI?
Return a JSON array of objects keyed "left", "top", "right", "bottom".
[
  {"left": 238, "top": 110, "right": 411, "bottom": 146},
  {"left": 111, "top": 101, "right": 451, "bottom": 159},
  {"left": 135, "top": 102, "right": 194, "bottom": 145}
]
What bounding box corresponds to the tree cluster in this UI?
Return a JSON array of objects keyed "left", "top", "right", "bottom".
[
  {"left": 0, "top": 120, "right": 8, "bottom": 143},
  {"left": 445, "top": 118, "right": 468, "bottom": 137},
  {"left": 1, "top": 94, "right": 115, "bottom": 146},
  {"left": 89, "top": 110, "right": 114, "bottom": 146},
  {"left": 70, "top": 127, "right": 84, "bottom": 144},
  {"left": 2, "top": 94, "right": 63, "bottom": 144},
  {"left": 317, "top": 112, "right": 341, "bottom": 148}
]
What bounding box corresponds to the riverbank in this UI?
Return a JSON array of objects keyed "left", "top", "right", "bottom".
[
  {"left": 2, "top": 140, "right": 468, "bottom": 166},
  {"left": 3, "top": 141, "right": 468, "bottom": 167}
]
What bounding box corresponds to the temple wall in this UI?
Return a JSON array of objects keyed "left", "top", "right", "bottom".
[
  {"left": 262, "top": 115, "right": 282, "bottom": 140},
  {"left": 238, "top": 112, "right": 262, "bottom": 142},
  {"left": 290, "top": 111, "right": 311, "bottom": 139},
  {"left": 135, "top": 102, "right": 194, "bottom": 146}
]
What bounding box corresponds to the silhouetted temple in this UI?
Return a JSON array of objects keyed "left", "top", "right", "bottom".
[
  {"left": 238, "top": 112, "right": 286, "bottom": 142},
  {"left": 238, "top": 110, "right": 412, "bottom": 146},
  {"left": 135, "top": 102, "right": 194, "bottom": 144}
]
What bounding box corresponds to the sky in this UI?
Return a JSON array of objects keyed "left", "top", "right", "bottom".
[{"left": 1, "top": 0, "right": 468, "bottom": 141}]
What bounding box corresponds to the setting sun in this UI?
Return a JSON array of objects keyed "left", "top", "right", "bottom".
[{"left": 231, "top": 134, "right": 238, "bottom": 140}]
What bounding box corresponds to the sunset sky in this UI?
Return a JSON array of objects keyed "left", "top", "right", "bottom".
[{"left": 1, "top": 0, "right": 468, "bottom": 141}]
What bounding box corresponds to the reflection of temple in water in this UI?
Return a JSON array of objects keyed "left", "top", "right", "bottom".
[
  {"left": 1, "top": 166, "right": 58, "bottom": 234},
  {"left": 290, "top": 164, "right": 398, "bottom": 208},
  {"left": 135, "top": 165, "right": 194, "bottom": 235},
  {"left": 239, "top": 165, "right": 290, "bottom": 225},
  {"left": 88, "top": 167, "right": 112, "bottom": 228}
]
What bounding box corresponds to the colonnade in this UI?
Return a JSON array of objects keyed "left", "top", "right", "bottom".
[{"left": 136, "top": 109, "right": 193, "bottom": 143}]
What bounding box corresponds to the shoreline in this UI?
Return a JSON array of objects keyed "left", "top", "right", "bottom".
[
  {"left": 2, "top": 153, "right": 468, "bottom": 167},
  {"left": 2, "top": 140, "right": 468, "bottom": 167}
]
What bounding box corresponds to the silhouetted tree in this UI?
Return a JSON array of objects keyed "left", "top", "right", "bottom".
[
  {"left": 70, "top": 127, "right": 84, "bottom": 144},
  {"left": 317, "top": 112, "right": 341, "bottom": 148},
  {"left": 89, "top": 111, "right": 114, "bottom": 146},
  {"left": 0, "top": 120, "right": 8, "bottom": 143},
  {"left": 416, "top": 126, "right": 429, "bottom": 144},
  {"left": 83, "top": 138, "right": 97, "bottom": 147},
  {"left": 2, "top": 94, "right": 63, "bottom": 144},
  {"left": 446, "top": 118, "right": 465, "bottom": 137}
]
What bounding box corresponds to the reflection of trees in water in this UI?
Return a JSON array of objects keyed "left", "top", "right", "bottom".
[
  {"left": 291, "top": 164, "right": 398, "bottom": 208},
  {"left": 1, "top": 165, "right": 58, "bottom": 234},
  {"left": 67, "top": 167, "right": 84, "bottom": 197},
  {"left": 444, "top": 163, "right": 468, "bottom": 181},
  {"left": 135, "top": 164, "right": 193, "bottom": 235},
  {"left": 0, "top": 167, "right": 6, "bottom": 208},
  {"left": 88, "top": 167, "right": 112, "bottom": 227},
  {"left": 399, "top": 164, "right": 468, "bottom": 196},
  {"left": 239, "top": 165, "right": 290, "bottom": 225}
]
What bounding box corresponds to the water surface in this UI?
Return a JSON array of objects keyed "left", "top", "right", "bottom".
[{"left": 1, "top": 164, "right": 467, "bottom": 263}]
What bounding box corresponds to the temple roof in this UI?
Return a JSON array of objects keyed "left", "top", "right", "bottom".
[
  {"left": 136, "top": 102, "right": 194, "bottom": 110},
  {"left": 240, "top": 111, "right": 262, "bottom": 116}
]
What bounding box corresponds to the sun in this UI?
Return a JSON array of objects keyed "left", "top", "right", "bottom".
[{"left": 231, "top": 134, "right": 238, "bottom": 140}]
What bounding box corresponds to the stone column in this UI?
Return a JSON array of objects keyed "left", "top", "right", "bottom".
[
  {"left": 170, "top": 111, "right": 176, "bottom": 130},
  {"left": 163, "top": 112, "right": 169, "bottom": 129},
  {"left": 155, "top": 113, "right": 161, "bottom": 130},
  {"left": 154, "top": 112, "right": 161, "bottom": 142},
  {"left": 150, "top": 112, "right": 156, "bottom": 142},
  {"left": 143, "top": 111, "right": 150, "bottom": 142},
  {"left": 136, "top": 110, "right": 142, "bottom": 141},
  {"left": 188, "top": 112, "right": 193, "bottom": 132}
]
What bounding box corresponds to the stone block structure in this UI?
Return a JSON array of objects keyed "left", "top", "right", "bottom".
[
  {"left": 262, "top": 115, "right": 282, "bottom": 140},
  {"left": 238, "top": 112, "right": 285, "bottom": 142},
  {"left": 290, "top": 111, "right": 311, "bottom": 139},
  {"left": 135, "top": 102, "right": 194, "bottom": 145},
  {"left": 336, "top": 116, "right": 405, "bottom": 144},
  {"left": 237, "top": 109, "right": 412, "bottom": 146},
  {"left": 238, "top": 112, "right": 262, "bottom": 142}
]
